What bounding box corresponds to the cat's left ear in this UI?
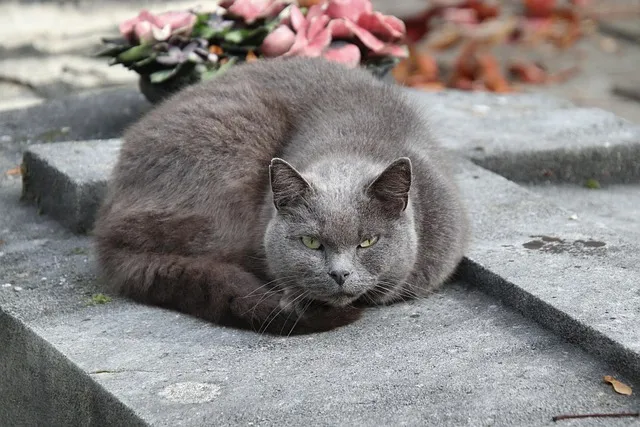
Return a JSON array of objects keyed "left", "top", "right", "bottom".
[
  {"left": 367, "top": 157, "right": 412, "bottom": 215},
  {"left": 270, "top": 158, "right": 312, "bottom": 210}
]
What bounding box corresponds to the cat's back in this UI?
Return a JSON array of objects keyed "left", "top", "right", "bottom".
[{"left": 110, "top": 58, "right": 413, "bottom": 205}]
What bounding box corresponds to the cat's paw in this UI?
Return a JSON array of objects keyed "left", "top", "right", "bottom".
[
  {"left": 289, "top": 299, "right": 363, "bottom": 334},
  {"left": 229, "top": 289, "right": 362, "bottom": 335}
]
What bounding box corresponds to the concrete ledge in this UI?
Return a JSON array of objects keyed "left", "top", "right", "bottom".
[
  {"left": 6, "top": 89, "right": 640, "bottom": 424},
  {"left": 2, "top": 152, "right": 640, "bottom": 425},
  {"left": 17, "top": 137, "right": 640, "bottom": 381},
  {"left": 0, "top": 87, "right": 148, "bottom": 155},
  {"left": 454, "top": 160, "right": 640, "bottom": 383},
  {"left": 0, "top": 310, "right": 146, "bottom": 427},
  {"left": 21, "top": 139, "right": 120, "bottom": 233},
  {"left": 408, "top": 91, "right": 640, "bottom": 185}
]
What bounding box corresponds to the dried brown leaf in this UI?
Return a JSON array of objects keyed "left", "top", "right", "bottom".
[
  {"left": 246, "top": 50, "right": 258, "bottom": 62},
  {"left": 209, "top": 45, "right": 223, "bottom": 55},
  {"left": 5, "top": 166, "right": 21, "bottom": 176},
  {"left": 425, "top": 25, "right": 462, "bottom": 51},
  {"left": 392, "top": 58, "right": 411, "bottom": 84},
  {"left": 604, "top": 375, "right": 633, "bottom": 396}
]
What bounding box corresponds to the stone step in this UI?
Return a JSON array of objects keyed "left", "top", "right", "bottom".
[
  {"left": 4, "top": 88, "right": 640, "bottom": 425},
  {"left": 2, "top": 154, "right": 640, "bottom": 425}
]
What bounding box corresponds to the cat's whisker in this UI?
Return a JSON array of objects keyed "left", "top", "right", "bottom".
[
  {"left": 287, "top": 298, "right": 313, "bottom": 338},
  {"left": 240, "top": 276, "right": 298, "bottom": 299},
  {"left": 278, "top": 290, "right": 309, "bottom": 336},
  {"left": 258, "top": 289, "right": 307, "bottom": 337},
  {"left": 242, "top": 280, "right": 300, "bottom": 319}
]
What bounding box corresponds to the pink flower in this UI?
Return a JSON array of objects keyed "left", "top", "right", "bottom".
[
  {"left": 262, "top": 5, "right": 361, "bottom": 66},
  {"left": 261, "top": 0, "right": 407, "bottom": 67},
  {"left": 119, "top": 10, "right": 197, "bottom": 44},
  {"left": 326, "top": 0, "right": 373, "bottom": 21},
  {"left": 326, "top": 0, "right": 408, "bottom": 57},
  {"left": 219, "top": 0, "right": 288, "bottom": 24}
]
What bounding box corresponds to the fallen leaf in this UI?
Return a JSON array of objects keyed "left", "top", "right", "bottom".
[
  {"left": 585, "top": 178, "right": 601, "bottom": 189},
  {"left": 410, "top": 82, "right": 446, "bottom": 92},
  {"left": 604, "top": 375, "right": 633, "bottom": 395},
  {"left": 246, "top": 50, "right": 258, "bottom": 62},
  {"left": 5, "top": 166, "right": 21, "bottom": 176},
  {"left": 477, "top": 53, "right": 513, "bottom": 92},
  {"left": 509, "top": 61, "right": 548, "bottom": 83},
  {"left": 425, "top": 25, "right": 462, "bottom": 51},
  {"left": 392, "top": 58, "right": 411, "bottom": 83},
  {"left": 414, "top": 52, "right": 439, "bottom": 80},
  {"left": 599, "top": 36, "right": 618, "bottom": 53},
  {"left": 209, "top": 45, "right": 223, "bottom": 55},
  {"left": 524, "top": 0, "right": 557, "bottom": 18}
]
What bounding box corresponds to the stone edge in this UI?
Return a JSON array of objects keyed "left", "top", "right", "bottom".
[
  {"left": 457, "top": 257, "right": 640, "bottom": 383},
  {"left": 0, "top": 310, "right": 148, "bottom": 426}
]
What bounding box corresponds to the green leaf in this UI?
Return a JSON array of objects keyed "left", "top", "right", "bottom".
[
  {"left": 94, "top": 44, "right": 130, "bottom": 58},
  {"left": 585, "top": 178, "right": 601, "bottom": 189},
  {"left": 132, "top": 55, "right": 159, "bottom": 68},
  {"left": 200, "top": 57, "right": 237, "bottom": 81},
  {"left": 224, "top": 30, "right": 247, "bottom": 44},
  {"left": 223, "top": 27, "right": 268, "bottom": 44},
  {"left": 116, "top": 44, "right": 154, "bottom": 63},
  {"left": 149, "top": 67, "right": 179, "bottom": 83}
]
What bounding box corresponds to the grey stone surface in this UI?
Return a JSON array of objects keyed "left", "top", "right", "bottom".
[
  {"left": 2, "top": 150, "right": 640, "bottom": 425},
  {"left": 407, "top": 90, "right": 640, "bottom": 185},
  {"left": 5, "top": 86, "right": 640, "bottom": 425},
  {"left": 22, "top": 139, "right": 120, "bottom": 233},
  {"left": 19, "top": 90, "right": 640, "bottom": 235},
  {"left": 600, "top": 19, "right": 640, "bottom": 45},
  {"left": 0, "top": 87, "right": 149, "bottom": 161},
  {"left": 527, "top": 183, "right": 640, "bottom": 242},
  {"left": 455, "top": 160, "right": 640, "bottom": 384},
  {"left": 0, "top": 310, "right": 147, "bottom": 427}
]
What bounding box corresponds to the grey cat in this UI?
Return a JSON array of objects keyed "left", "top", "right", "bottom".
[{"left": 93, "top": 57, "right": 469, "bottom": 335}]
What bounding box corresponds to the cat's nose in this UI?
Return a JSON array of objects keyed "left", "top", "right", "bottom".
[{"left": 328, "top": 270, "right": 351, "bottom": 286}]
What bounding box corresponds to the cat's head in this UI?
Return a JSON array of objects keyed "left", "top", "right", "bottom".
[{"left": 264, "top": 156, "right": 418, "bottom": 307}]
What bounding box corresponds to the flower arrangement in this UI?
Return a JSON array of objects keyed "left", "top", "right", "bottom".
[{"left": 98, "top": 0, "right": 409, "bottom": 102}]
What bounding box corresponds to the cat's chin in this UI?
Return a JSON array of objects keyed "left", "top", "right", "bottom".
[
  {"left": 326, "top": 293, "right": 361, "bottom": 307},
  {"left": 280, "top": 288, "right": 361, "bottom": 311}
]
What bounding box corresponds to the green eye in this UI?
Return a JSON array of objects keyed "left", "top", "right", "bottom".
[
  {"left": 301, "top": 236, "right": 322, "bottom": 249},
  {"left": 358, "top": 236, "right": 379, "bottom": 248}
]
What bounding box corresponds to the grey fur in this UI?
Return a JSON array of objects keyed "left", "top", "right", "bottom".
[{"left": 92, "top": 57, "right": 469, "bottom": 335}]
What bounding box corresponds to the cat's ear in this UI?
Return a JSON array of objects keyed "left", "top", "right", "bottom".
[
  {"left": 270, "top": 158, "right": 312, "bottom": 210},
  {"left": 367, "top": 157, "right": 412, "bottom": 215}
]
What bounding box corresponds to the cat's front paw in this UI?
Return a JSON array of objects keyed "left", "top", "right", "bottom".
[{"left": 290, "top": 299, "right": 363, "bottom": 334}]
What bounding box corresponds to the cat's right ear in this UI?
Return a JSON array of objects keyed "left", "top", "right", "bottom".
[{"left": 269, "top": 158, "right": 312, "bottom": 210}]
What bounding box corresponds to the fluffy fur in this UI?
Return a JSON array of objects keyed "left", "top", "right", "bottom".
[{"left": 92, "top": 57, "right": 469, "bottom": 335}]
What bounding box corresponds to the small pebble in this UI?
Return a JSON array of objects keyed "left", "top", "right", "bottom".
[{"left": 471, "top": 104, "right": 490, "bottom": 115}]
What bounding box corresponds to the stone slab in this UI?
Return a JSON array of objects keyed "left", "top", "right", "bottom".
[
  {"left": 406, "top": 90, "right": 640, "bottom": 185},
  {"left": 454, "top": 160, "right": 640, "bottom": 384},
  {"left": 2, "top": 150, "right": 640, "bottom": 425},
  {"left": 599, "top": 20, "right": 640, "bottom": 46},
  {"left": 613, "top": 84, "right": 640, "bottom": 103},
  {"left": 0, "top": 87, "right": 149, "bottom": 162},
  {"left": 22, "top": 139, "right": 120, "bottom": 233},
  {"left": 527, "top": 183, "right": 640, "bottom": 242},
  {"left": 18, "top": 89, "right": 640, "bottom": 234},
  {"left": 16, "top": 136, "right": 640, "bottom": 379}
]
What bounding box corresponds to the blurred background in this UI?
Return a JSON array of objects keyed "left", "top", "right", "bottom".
[{"left": 1, "top": 0, "right": 639, "bottom": 122}]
